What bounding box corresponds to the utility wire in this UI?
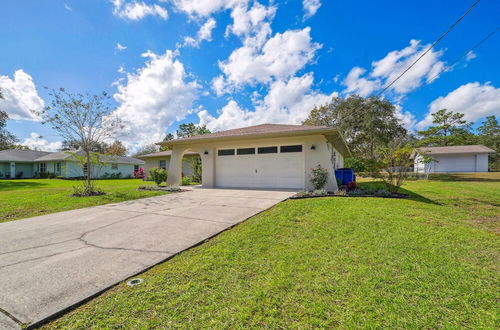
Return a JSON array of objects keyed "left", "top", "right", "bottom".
[
  {"left": 376, "top": 0, "right": 481, "bottom": 96},
  {"left": 427, "top": 26, "right": 499, "bottom": 83}
]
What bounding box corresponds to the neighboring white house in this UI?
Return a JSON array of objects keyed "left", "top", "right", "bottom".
[
  {"left": 136, "top": 150, "right": 199, "bottom": 178},
  {"left": 412, "top": 145, "right": 495, "bottom": 173},
  {"left": 157, "top": 124, "right": 351, "bottom": 191},
  {"left": 0, "top": 149, "right": 144, "bottom": 179}
]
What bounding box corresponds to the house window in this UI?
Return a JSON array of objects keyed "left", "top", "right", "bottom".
[
  {"left": 218, "top": 149, "right": 235, "bottom": 156},
  {"left": 134, "top": 165, "right": 139, "bottom": 171},
  {"left": 56, "top": 162, "right": 61, "bottom": 173},
  {"left": 39, "top": 163, "right": 46, "bottom": 173},
  {"left": 257, "top": 146, "right": 278, "bottom": 154},
  {"left": 237, "top": 148, "right": 255, "bottom": 155},
  {"left": 159, "top": 160, "right": 166, "bottom": 169},
  {"left": 83, "top": 163, "right": 88, "bottom": 175},
  {"left": 111, "top": 164, "right": 118, "bottom": 170},
  {"left": 280, "top": 145, "right": 302, "bottom": 153}
]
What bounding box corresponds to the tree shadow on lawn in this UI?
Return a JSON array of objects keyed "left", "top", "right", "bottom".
[
  {"left": 0, "top": 180, "right": 49, "bottom": 192},
  {"left": 358, "top": 181, "right": 442, "bottom": 206}
]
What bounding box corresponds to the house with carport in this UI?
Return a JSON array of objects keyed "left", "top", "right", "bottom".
[{"left": 158, "top": 124, "right": 351, "bottom": 191}]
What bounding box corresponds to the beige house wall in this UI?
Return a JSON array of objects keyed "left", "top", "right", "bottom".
[{"left": 166, "top": 134, "right": 346, "bottom": 191}]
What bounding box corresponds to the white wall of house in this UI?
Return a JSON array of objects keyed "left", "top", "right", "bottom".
[
  {"left": 61, "top": 161, "right": 137, "bottom": 178},
  {"left": 167, "top": 134, "right": 345, "bottom": 191},
  {"left": 414, "top": 153, "right": 489, "bottom": 173}
]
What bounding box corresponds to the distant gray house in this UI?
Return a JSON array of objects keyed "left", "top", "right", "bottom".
[
  {"left": 413, "top": 145, "right": 495, "bottom": 173},
  {"left": 0, "top": 149, "right": 145, "bottom": 179}
]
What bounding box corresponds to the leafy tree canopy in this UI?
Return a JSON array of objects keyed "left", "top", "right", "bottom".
[
  {"left": 303, "top": 95, "right": 407, "bottom": 159},
  {"left": 417, "top": 109, "right": 473, "bottom": 146},
  {"left": 160, "top": 123, "right": 211, "bottom": 151}
]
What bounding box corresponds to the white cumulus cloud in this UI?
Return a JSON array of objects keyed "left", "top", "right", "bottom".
[
  {"left": 110, "top": 50, "right": 200, "bottom": 149},
  {"left": 22, "top": 132, "right": 62, "bottom": 152},
  {"left": 171, "top": 0, "right": 247, "bottom": 17},
  {"left": 418, "top": 82, "right": 500, "bottom": 129},
  {"left": 216, "top": 27, "right": 321, "bottom": 92},
  {"left": 183, "top": 17, "right": 217, "bottom": 47},
  {"left": 0, "top": 70, "right": 43, "bottom": 121},
  {"left": 116, "top": 42, "right": 127, "bottom": 51},
  {"left": 200, "top": 74, "right": 335, "bottom": 131},
  {"left": 111, "top": 0, "right": 168, "bottom": 20},
  {"left": 343, "top": 67, "right": 381, "bottom": 97},
  {"left": 343, "top": 39, "right": 445, "bottom": 97},
  {"left": 303, "top": 0, "right": 321, "bottom": 20}
]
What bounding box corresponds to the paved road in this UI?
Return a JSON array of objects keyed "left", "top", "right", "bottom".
[{"left": 0, "top": 188, "right": 294, "bottom": 329}]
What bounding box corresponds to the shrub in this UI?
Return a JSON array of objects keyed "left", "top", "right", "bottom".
[
  {"left": 347, "top": 181, "right": 357, "bottom": 190},
  {"left": 310, "top": 165, "right": 329, "bottom": 190},
  {"left": 149, "top": 167, "right": 168, "bottom": 185},
  {"left": 101, "top": 172, "right": 110, "bottom": 179},
  {"left": 15, "top": 171, "right": 23, "bottom": 178},
  {"left": 181, "top": 176, "right": 191, "bottom": 186},
  {"left": 72, "top": 182, "right": 105, "bottom": 196},
  {"left": 133, "top": 168, "right": 145, "bottom": 179},
  {"left": 110, "top": 172, "right": 122, "bottom": 179},
  {"left": 376, "top": 146, "right": 413, "bottom": 194}
]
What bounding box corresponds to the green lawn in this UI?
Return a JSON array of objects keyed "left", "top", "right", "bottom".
[
  {"left": 44, "top": 173, "right": 499, "bottom": 329},
  {"left": 0, "top": 179, "right": 164, "bottom": 223}
]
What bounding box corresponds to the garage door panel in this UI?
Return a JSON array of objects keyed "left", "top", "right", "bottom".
[{"left": 216, "top": 147, "right": 304, "bottom": 189}]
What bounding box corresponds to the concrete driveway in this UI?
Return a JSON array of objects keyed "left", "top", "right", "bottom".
[{"left": 0, "top": 187, "right": 294, "bottom": 329}]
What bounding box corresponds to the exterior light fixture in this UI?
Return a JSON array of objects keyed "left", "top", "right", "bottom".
[
  {"left": 310, "top": 145, "right": 316, "bottom": 150},
  {"left": 204, "top": 151, "right": 209, "bottom": 155}
]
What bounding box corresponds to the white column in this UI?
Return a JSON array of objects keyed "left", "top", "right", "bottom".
[
  {"left": 200, "top": 147, "right": 215, "bottom": 188},
  {"left": 166, "top": 147, "right": 186, "bottom": 186}
]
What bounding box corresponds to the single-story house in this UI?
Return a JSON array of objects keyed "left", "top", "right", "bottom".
[
  {"left": 157, "top": 124, "right": 351, "bottom": 191},
  {"left": 412, "top": 145, "right": 496, "bottom": 173},
  {"left": 136, "top": 150, "right": 199, "bottom": 178},
  {"left": 0, "top": 149, "right": 145, "bottom": 179}
]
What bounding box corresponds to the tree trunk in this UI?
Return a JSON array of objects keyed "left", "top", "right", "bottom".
[{"left": 86, "top": 151, "right": 91, "bottom": 192}]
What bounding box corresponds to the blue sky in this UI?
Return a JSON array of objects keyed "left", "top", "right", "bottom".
[{"left": 1, "top": 0, "right": 499, "bottom": 152}]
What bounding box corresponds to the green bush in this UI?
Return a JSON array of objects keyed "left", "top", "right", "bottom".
[
  {"left": 181, "top": 176, "right": 191, "bottom": 186},
  {"left": 344, "top": 158, "right": 366, "bottom": 173},
  {"left": 149, "top": 167, "right": 168, "bottom": 185},
  {"left": 310, "top": 165, "right": 329, "bottom": 190},
  {"left": 110, "top": 172, "right": 122, "bottom": 179},
  {"left": 72, "top": 182, "right": 105, "bottom": 196}
]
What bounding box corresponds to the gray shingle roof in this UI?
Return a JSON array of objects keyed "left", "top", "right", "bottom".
[
  {"left": 0, "top": 149, "right": 145, "bottom": 165},
  {"left": 0, "top": 149, "right": 51, "bottom": 162},
  {"left": 416, "top": 145, "right": 496, "bottom": 155}
]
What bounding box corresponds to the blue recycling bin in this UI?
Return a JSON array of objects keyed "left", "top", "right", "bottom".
[
  {"left": 335, "top": 168, "right": 356, "bottom": 185},
  {"left": 334, "top": 169, "right": 344, "bottom": 185}
]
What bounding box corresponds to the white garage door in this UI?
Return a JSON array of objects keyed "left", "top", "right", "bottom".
[
  {"left": 434, "top": 155, "right": 477, "bottom": 172},
  {"left": 215, "top": 145, "right": 304, "bottom": 189}
]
